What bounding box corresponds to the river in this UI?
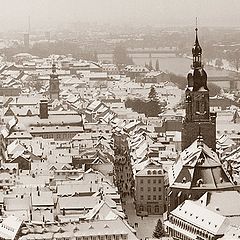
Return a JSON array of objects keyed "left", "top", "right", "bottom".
[{"left": 98, "top": 53, "right": 231, "bottom": 77}]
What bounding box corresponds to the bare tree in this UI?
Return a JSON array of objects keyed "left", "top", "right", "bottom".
[{"left": 226, "top": 49, "right": 240, "bottom": 72}]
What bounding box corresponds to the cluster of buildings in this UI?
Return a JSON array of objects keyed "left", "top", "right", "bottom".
[
  {"left": 164, "top": 29, "right": 240, "bottom": 239},
  {"left": 0, "top": 28, "right": 240, "bottom": 240}
]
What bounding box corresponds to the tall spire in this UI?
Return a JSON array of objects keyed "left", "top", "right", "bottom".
[{"left": 192, "top": 25, "right": 202, "bottom": 68}]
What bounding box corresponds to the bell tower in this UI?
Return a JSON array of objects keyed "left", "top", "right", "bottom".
[
  {"left": 182, "top": 28, "right": 216, "bottom": 151},
  {"left": 49, "top": 63, "right": 60, "bottom": 100}
]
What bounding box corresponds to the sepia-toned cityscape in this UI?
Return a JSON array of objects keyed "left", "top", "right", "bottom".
[{"left": 0, "top": 0, "right": 240, "bottom": 239}]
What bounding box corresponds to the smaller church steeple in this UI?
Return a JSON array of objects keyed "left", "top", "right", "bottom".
[{"left": 49, "top": 63, "right": 60, "bottom": 101}]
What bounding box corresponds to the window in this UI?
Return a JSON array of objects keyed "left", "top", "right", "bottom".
[
  {"left": 148, "top": 195, "right": 151, "bottom": 200},
  {"left": 158, "top": 187, "right": 162, "bottom": 191},
  {"left": 140, "top": 179, "right": 143, "bottom": 184},
  {"left": 153, "top": 179, "right": 156, "bottom": 184},
  {"left": 159, "top": 195, "right": 162, "bottom": 200},
  {"left": 122, "top": 234, "right": 127, "bottom": 240},
  {"left": 148, "top": 179, "right": 151, "bottom": 184},
  {"left": 158, "top": 179, "right": 161, "bottom": 184},
  {"left": 196, "top": 100, "right": 200, "bottom": 112},
  {"left": 148, "top": 187, "right": 151, "bottom": 192},
  {"left": 153, "top": 187, "right": 156, "bottom": 192},
  {"left": 140, "top": 187, "right": 143, "bottom": 192},
  {"left": 153, "top": 195, "right": 156, "bottom": 200},
  {"left": 140, "top": 195, "right": 144, "bottom": 200}
]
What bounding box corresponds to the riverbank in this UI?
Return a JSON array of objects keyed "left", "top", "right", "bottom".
[{"left": 98, "top": 53, "right": 233, "bottom": 78}]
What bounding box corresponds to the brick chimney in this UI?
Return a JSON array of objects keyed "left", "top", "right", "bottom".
[{"left": 39, "top": 99, "right": 49, "bottom": 119}]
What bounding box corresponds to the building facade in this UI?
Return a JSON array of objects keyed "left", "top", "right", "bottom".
[{"left": 135, "top": 161, "right": 165, "bottom": 215}]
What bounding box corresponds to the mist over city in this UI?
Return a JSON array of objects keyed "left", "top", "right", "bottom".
[
  {"left": 1, "top": 0, "right": 240, "bottom": 31},
  {"left": 0, "top": 1, "right": 240, "bottom": 240}
]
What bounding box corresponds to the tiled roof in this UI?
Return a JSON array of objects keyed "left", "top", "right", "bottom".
[{"left": 172, "top": 200, "right": 229, "bottom": 235}]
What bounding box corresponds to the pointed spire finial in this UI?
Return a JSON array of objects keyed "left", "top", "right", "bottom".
[
  {"left": 192, "top": 18, "right": 202, "bottom": 68},
  {"left": 195, "top": 17, "right": 199, "bottom": 44}
]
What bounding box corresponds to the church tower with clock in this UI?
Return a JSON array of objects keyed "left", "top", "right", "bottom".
[
  {"left": 49, "top": 63, "right": 60, "bottom": 101},
  {"left": 182, "top": 28, "right": 216, "bottom": 151}
]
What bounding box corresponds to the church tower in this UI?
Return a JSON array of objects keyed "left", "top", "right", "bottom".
[
  {"left": 49, "top": 63, "right": 60, "bottom": 101},
  {"left": 182, "top": 28, "right": 216, "bottom": 151}
]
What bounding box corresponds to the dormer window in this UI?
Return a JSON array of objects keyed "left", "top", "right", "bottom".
[{"left": 197, "top": 179, "right": 203, "bottom": 187}]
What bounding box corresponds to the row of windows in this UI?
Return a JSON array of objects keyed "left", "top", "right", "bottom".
[
  {"left": 140, "top": 186, "right": 162, "bottom": 192},
  {"left": 33, "top": 132, "right": 77, "bottom": 140},
  {"left": 55, "top": 172, "right": 77, "bottom": 176},
  {"left": 140, "top": 195, "right": 162, "bottom": 201},
  {"left": 147, "top": 170, "right": 162, "bottom": 175},
  {"left": 139, "top": 204, "right": 160, "bottom": 213},
  {"left": 169, "top": 215, "right": 214, "bottom": 240},
  {"left": 0, "top": 179, "right": 11, "bottom": 184},
  {"left": 140, "top": 179, "right": 162, "bottom": 184},
  {"left": 74, "top": 234, "right": 127, "bottom": 240}
]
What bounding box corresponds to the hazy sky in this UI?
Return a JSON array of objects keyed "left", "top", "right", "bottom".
[{"left": 0, "top": 0, "right": 240, "bottom": 31}]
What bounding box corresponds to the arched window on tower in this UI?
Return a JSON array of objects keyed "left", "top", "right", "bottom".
[{"left": 196, "top": 100, "right": 200, "bottom": 112}]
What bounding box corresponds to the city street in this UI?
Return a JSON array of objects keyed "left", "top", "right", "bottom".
[{"left": 122, "top": 196, "right": 161, "bottom": 240}]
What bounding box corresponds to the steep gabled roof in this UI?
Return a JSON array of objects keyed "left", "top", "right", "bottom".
[{"left": 169, "top": 138, "right": 234, "bottom": 190}]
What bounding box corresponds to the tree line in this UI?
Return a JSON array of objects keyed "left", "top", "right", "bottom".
[{"left": 125, "top": 86, "right": 166, "bottom": 117}]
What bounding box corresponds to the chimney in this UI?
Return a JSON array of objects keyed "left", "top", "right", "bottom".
[{"left": 39, "top": 99, "right": 49, "bottom": 119}]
